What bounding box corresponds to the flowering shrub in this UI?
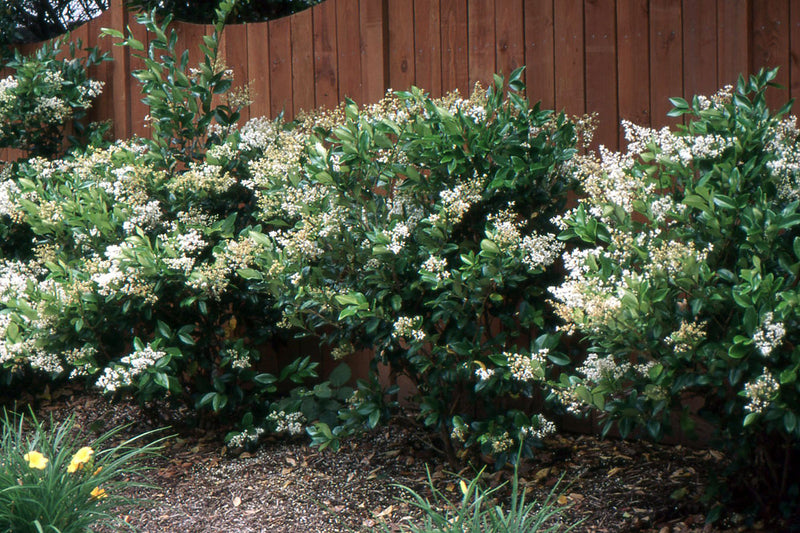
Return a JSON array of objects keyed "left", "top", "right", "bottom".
[
  {"left": 550, "top": 69, "right": 800, "bottom": 517},
  {"left": 237, "top": 69, "right": 583, "bottom": 463},
  {"left": 103, "top": 0, "right": 251, "bottom": 171},
  {"left": 0, "top": 2, "right": 336, "bottom": 437},
  {"left": 0, "top": 36, "right": 108, "bottom": 159},
  {"left": 0, "top": 409, "right": 164, "bottom": 532}
]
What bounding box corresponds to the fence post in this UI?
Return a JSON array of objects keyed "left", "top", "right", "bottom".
[{"left": 110, "top": 0, "right": 132, "bottom": 140}]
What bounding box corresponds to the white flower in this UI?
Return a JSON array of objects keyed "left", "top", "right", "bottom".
[{"left": 743, "top": 369, "right": 780, "bottom": 415}]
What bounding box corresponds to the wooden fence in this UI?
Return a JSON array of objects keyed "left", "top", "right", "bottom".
[{"left": 2, "top": 0, "right": 800, "bottom": 161}]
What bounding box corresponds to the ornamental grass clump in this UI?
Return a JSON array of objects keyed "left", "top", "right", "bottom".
[
  {"left": 239, "top": 68, "right": 585, "bottom": 463},
  {"left": 387, "top": 459, "right": 579, "bottom": 533},
  {"left": 0, "top": 408, "right": 164, "bottom": 532},
  {"left": 550, "top": 68, "right": 800, "bottom": 520}
]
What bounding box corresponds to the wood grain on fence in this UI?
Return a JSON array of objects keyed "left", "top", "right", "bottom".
[{"left": 4, "top": 0, "right": 800, "bottom": 163}]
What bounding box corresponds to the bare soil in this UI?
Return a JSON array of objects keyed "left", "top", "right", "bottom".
[{"left": 5, "top": 384, "right": 783, "bottom": 533}]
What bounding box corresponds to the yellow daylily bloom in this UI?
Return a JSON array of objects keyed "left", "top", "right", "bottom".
[
  {"left": 68, "top": 447, "right": 94, "bottom": 473},
  {"left": 24, "top": 450, "right": 48, "bottom": 470},
  {"left": 90, "top": 486, "right": 107, "bottom": 499}
]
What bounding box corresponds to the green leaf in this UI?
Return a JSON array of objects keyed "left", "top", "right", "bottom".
[
  {"left": 546, "top": 352, "right": 570, "bottom": 366},
  {"left": 237, "top": 268, "right": 263, "bottom": 280},
  {"left": 780, "top": 368, "right": 797, "bottom": 385},
  {"left": 743, "top": 412, "right": 759, "bottom": 427},
  {"left": 328, "top": 363, "right": 352, "bottom": 388},
  {"left": 154, "top": 372, "right": 170, "bottom": 390},
  {"left": 727, "top": 343, "right": 749, "bottom": 359},
  {"left": 480, "top": 239, "right": 500, "bottom": 255},
  {"left": 784, "top": 411, "right": 797, "bottom": 433}
]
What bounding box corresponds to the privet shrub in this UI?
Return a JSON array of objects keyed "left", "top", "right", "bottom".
[
  {"left": 0, "top": 37, "right": 108, "bottom": 159},
  {"left": 239, "top": 69, "right": 583, "bottom": 463},
  {"left": 103, "top": 0, "right": 251, "bottom": 171},
  {"left": 550, "top": 69, "right": 800, "bottom": 518},
  {"left": 0, "top": 2, "right": 343, "bottom": 441}
]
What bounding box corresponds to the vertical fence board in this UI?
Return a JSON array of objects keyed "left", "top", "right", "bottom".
[
  {"left": 268, "top": 17, "right": 293, "bottom": 117},
  {"left": 649, "top": 0, "right": 683, "bottom": 128},
  {"left": 128, "top": 8, "right": 150, "bottom": 138},
  {"left": 496, "top": 0, "right": 525, "bottom": 82},
  {"left": 173, "top": 23, "right": 207, "bottom": 78},
  {"left": 584, "top": 0, "right": 617, "bottom": 150},
  {"left": 291, "top": 9, "right": 316, "bottom": 116},
  {"left": 359, "top": 0, "right": 388, "bottom": 104},
  {"left": 387, "top": 0, "right": 415, "bottom": 91},
  {"left": 682, "top": 0, "right": 718, "bottom": 100},
  {"left": 524, "top": 0, "right": 555, "bottom": 108},
  {"left": 468, "top": 0, "right": 496, "bottom": 90},
  {"left": 88, "top": 10, "right": 115, "bottom": 133},
  {"left": 314, "top": 0, "right": 340, "bottom": 109},
  {"left": 752, "top": 0, "right": 790, "bottom": 109},
  {"left": 104, "top": 1, "right": 130, "bottom": 138},
  {"left": 718, "top": 0, "right": 750, "bottom": 86},
  {"left": 791, "top": 0, "right": 800, "bottom": 99},
  {"left": 359, "top": 0, "right": 388, "bottom": 102},
  {"left": 336, "top": 0, "right": 363, "bottom": 102},
  {"left": 414, "top": 0, "right": 443, "bottom": 96},
  {"left": 247, "top": 23, "right": 271, "bottom": 120},
  {"left": 441, "top": 0, "right": 469, "bottom": 95},
  {"left": 222, "top": 24, "right": 250, "bottom": 124},
  {"left": 617, "top": 0, "right": 650, "bottom": 145},
  {"left": 554, "top": 0, "right": 584, "bottom": 115}
]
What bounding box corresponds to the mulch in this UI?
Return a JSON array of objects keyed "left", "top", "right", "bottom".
[{"left": 1, "top": 384, "right": 781, "bottom": 532}]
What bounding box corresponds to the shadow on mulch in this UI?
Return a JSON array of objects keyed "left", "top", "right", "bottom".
[{"left": 0, "top": 384, "right": 781, "bottom": 532}]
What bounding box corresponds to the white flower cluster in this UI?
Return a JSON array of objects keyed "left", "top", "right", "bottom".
[
  {"left": 490, "top": 431, "right": 514, "bottom": 454},
  {"left": 765, "top": 117, "right": 800, "bottom": 202},
  {"left": 486, "top": 206, "right": 521, "bottom": 248},
  {"left": 392, "top": 315, "right": 425, "bottom": 342},
  {"left": 228, "top": 427, "right": 265, "bottom": 448},
  {"left": 33, "top": 96, "right": 70, "bottom": 123},
  {"left": 439, "top": 172, "right": 486, "bottom": 223},
  {"left": 388, "top": 223, "right": 411, "bottom": 254},
  {"left": 421, "top": 255, "right": 450, "bottom": 283},
  {"left": 577, "top": 352, "right": 630, "bottom": 384},
  {"left": 520, "top": 232, "right": 563, "bottom": 270},
  {"left": 0, "top": 260, "right": 36, "bottom": 298},
  {"left": 0, "top": 178, "right": 22, "bottom": 222},
  {"left": 519, "top": 417, "right": 556, "bottom": 440},
  {"left": 753, "top": 312, "right": 786, "bottom": 357},
  {"left": 549, "top": 250, "right": 622, "bottom": 335},
  {"left": 450, "top": 424, "right": 468, "bottom": 443},
  {"left": 90, "top": 244, "right": 155, "bottom": 302},
  {"left": 222, "top": 345, "right": 252, "bottom": 369},
  {"left": 95, "top": 343, "right": 166, "bottom": 393},
  {"left": 506, "top": 349, "right": 547, "bottom": 382},
  {"left": 239, "top": 116, "right": 280, "bottom": 151},
  {"left": 167, "top": 163, "right": 237, "bottom": 195},
  {"left": 330, "top": 341, "right": 354, "bottom": 360},
  {"left": 267, "top": 410, "right": 306, "bottom": 435},
  {"left": 123, "top": 200, "right": 162, "bottom": 234},
  {"left": 743, "top": 368, "right": 780, "bottom": 415},
  {"left": 174, "top": 229, "right": 207, "bottom": 255},
  {"left": 0, "top": 77, "right": 17, "bottom": 106},
  {"left": 474, "top": 364, "right": 498, "bottom": 382}
]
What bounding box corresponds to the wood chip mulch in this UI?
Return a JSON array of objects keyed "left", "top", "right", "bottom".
[{"left": 2, "top": 385, "right": 782, "bottom": 532}]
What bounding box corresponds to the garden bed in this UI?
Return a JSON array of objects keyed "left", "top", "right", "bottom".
[{"left": 11, "top": 384, "right": 756, "bottom": 533}]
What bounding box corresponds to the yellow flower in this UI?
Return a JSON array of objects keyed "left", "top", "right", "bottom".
[
  {"left": 67, "top": 447, "right": 94, "bottom": 473},
  {"left": 23, "top": 450, "right": 48, "bottom": 470},
  {"left": 90, "top": 486, "right": 107, "bottom": 499}
]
